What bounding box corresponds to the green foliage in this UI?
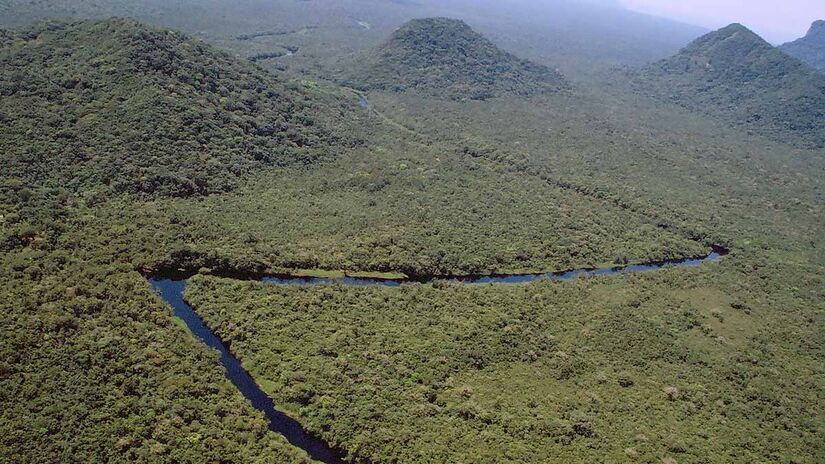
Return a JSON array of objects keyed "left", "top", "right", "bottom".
[
  {"left": 121, "top": 142, "right": 706, "bottom": 278},
  {"left": 0, "top": 4, "right": 822, "bottom": 464},
  {"left": 343, "top": 17, "right": 568, "bottom": 100},
  {"left": 781, "top": 20, "right": 825, "bottom": 74},
  {"left": 185, "top": 252, "right": 823, "bottom": 463},
  {"left": 636, "top": 23, "right": 825, "bottom": 149},
  {"left": 0, "top": 248, "right": 314, "bottom": 463},
  {"left": 0, "top": 18, "right": 345, "bottom": 198}
]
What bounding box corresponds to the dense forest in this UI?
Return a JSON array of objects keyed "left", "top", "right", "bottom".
[
  {"left": 0, "top": 19, "right": 348, "bottom": 199},
  {"left": 637, "top": 23, "right": 825, "bottom": 149},
  {"left": 781, "top": 20, "right": 825, "bottom": 74},
  {"left": 187, "top": 251, "right": 822, "bottom": 463},
  {"left": 342, "top": 17, "right": 568, "bottom": 100},
  {"left": 1, "top": 1, "right": 823, "bottom": 463},
  {"left": 0, "top": 249, "right": 315, "bottom": 463}
]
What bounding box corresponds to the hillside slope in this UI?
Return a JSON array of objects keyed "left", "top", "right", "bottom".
[
  {"left": 0, "top": 18, "right": 337, "bottom": 463},
  {"left": 344, "top": 17, "right": 567, "bottom": 100},
  {"left": 637, "top": 23, "right": 825, "bottom": 149},
  {"left": 0, "top": 19, "right": 341, "bottom": 198},
  {"left": 780, "top": 20, "right": 825, "bottom": 74}
]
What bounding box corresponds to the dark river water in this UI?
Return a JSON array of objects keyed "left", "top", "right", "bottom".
[
  {"left": 148, "top": 278, "right": 346, "bottom": 464},
  {"left": 149, "top": 246, "right": 727, "bottom": 463}
]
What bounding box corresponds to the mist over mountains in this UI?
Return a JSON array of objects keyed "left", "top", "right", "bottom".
[
  {"left": 0, "top": 0, "right": 707, "bottom": 74},
  {"left": 781, "top": 20, "right": 825, "bottom": 73}
]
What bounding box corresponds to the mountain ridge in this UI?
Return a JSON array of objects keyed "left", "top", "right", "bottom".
[
  {"left": 637, "top": 23, "right": 825, "bottom": 149},
  {"left": 343, "top": 17, "right": 568, "bottom": 100},
  {"left": 780, "top": 20, "right": 825, "bottom": 74}
]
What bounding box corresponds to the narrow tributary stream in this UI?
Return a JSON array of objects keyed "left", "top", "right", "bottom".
[{"left": 149, "top": 246, "right": 728, "bottom": 463}]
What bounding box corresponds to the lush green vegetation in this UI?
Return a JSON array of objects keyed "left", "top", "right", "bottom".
[
  {"left": 781, "top": 20, "right": 825, "bottom": 74},
  {"left": 0, "top": 20, "right": 704, "bottom": 279},
  {"left": 0, "top": 19, "right": 347, "bottom": 199},
  {"left": 186, "top": 250, "right": 822, "bottom": 463},
  {"left": 0, "top": 240, "right": 316, "bottom": 463},
  {"left": 342, "top": 17, "right": 567, "bottom": 100},
  {"left": 10, "top": 96, "right": 704, "bottom": 280},
  {"left": 115, "top": 140, "right": 706, "bottom": 278},
  {"left": 636, "top": 23, "right": 825, "bottom": 149},
  {"left": 1, "top": 2, "right": 823, "bottom": 463},
  {"left": 174, "top": 54, "right": 823, "bottom": 461}
]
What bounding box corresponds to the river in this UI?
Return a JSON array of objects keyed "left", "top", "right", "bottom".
[{"left": 149, "top": 245, "right": 728, "bottom": 463}]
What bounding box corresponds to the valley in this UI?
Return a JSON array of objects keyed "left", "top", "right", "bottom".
[{"left": 1, "top": 2, "right": 823, "bottom": 463}]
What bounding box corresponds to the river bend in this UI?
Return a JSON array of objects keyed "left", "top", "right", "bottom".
[{"left": 149, "top": 246, "right": 728, "bottom": 463}]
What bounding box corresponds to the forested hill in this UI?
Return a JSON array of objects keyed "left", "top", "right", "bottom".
[
  {"left": 781, "top": 20, "right": 825, "bottom": 74},
  {"left": 344, "top": 17, "right": 568, "bottom": 100},
  {"left": 0, "top": 19, "right": 343, "bottom": 199},
  {"left": 636, "top": 23, "right": 825, "bottom": 149}
]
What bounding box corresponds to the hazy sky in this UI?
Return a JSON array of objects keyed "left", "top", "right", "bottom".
[{"left": 619, "top": 0, "right": 825, "bottom": 43}]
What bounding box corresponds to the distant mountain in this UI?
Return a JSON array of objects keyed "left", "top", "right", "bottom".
[
  {"left": 0, "top": 0, "right": 707, "bottom": 73},
  {"left": 780, "top": 20, "right": 825, "bottom": 74},
  {"left": 436, "top": 0, "right": 707, "bottom": 71},
  {"left": 344, "top": 17, "right": 568, "bottom": 100},
  {"left": 637, "top": 23, "right": 825, "bottom": 149},
  {"left": 0, "top": 19, "right": 339, "bottom": 198}
]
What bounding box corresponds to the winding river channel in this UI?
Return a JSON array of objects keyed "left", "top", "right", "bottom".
[{"left": 149, "top": 246, "right": 727, "bottom": 463}]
